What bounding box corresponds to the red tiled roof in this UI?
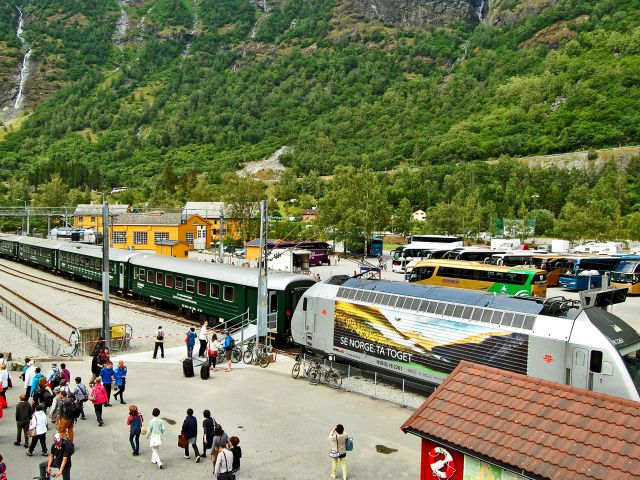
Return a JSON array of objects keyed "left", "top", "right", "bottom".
[{"left": 401, "top": 361, "right": 640, "bottom": 480}]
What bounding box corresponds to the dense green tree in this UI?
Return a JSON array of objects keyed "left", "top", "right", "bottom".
[
  {"left": 220, "top": 173, "right": 267, "bottom": 243},
  {"left": 392, "top": 198, "right": 413, "bottom": 235},
  {"left": 33, "top": 174, "right": 69, "bottom": 207}
]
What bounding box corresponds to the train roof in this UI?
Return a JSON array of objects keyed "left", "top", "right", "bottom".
[
  {"left": 18, "top": 236, "right": 67, "bottom": 248},
  {"left": 58, "top": 243, "right": 139, "bottom": 261},
  {"left": 340, "top": 278, "right": 545, "bottom": 315},
  {"left": 130, "top": 254, "right": 316, "bottom": 289},
  {"left": 0, "top": 234, "right": 24, "bottom": 242}
]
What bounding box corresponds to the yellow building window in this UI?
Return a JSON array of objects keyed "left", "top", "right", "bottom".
[
  {"left": 112, "top": 232, "right": 127, "bottom": 244},
  {"left": 134, "top": 232, "right": 148, "bottom": 245}
]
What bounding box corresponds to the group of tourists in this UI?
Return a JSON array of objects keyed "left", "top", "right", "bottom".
[{"left": 164, "top": 320, "right": 234, "bottom": 373}]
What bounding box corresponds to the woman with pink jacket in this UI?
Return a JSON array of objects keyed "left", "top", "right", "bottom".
[{"left": 89, "top": 377, "right": 107, "bottom": 426}]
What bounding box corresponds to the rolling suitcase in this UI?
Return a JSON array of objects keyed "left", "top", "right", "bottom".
[
  {"left": 183, "top": 358, "right": 194, "bottom": 378},
  {"left": 200, "top": 361, "right": 210, "bottom": 380}
]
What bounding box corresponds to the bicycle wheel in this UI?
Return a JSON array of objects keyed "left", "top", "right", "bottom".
[
  {"left": 328, "top": 371, "right": 342, "bottom": 390},
  {"left": 292, "top": 362, "right": 301, "bottom": 379},
  {"left": 242, "top": 349, "right": 254, "bottom": 364},
  {"left": 231, "top": 347, "right": 242, "bottom": 363},
  {"left": 308, "top": 367, "right": 321, "bottom": 385},
  {"left": 258, "top": 353, "right": 270, "bottom": 368}
]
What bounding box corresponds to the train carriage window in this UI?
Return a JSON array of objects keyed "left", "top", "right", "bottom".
[
  {"left": 147, "top": 270, "right": 154, "bottom": 283},
  {"left": 381, "top": 294, "right": 391, "bottom": 306},
  {"left": 133, "top": 267, "right": 138, "bottom": 278},
  {"left": 139, "top": 268, "right": 145, "bottom": 280},
  {"left": 410, "top": 298, "right": 421, "bottom": 311},
  {"left": 427, "top": 301, "right": 437, "bottom": 314},
  {"left": 367, "top": 291, "right": 377, "bottom": 303},
  {"left": 186, "top": 278, "right": 195, "bottom": 293},
  {"left": 444, "top": 304, "right": 456, "bottom": 317},
  {"left": 210, "top": 283, "right": 220, "bottom": 299},
  {"left": 269, "top": 293, "right": 278, "bottom": 313},
  {"left": 223, "top": 285, "right": 234, "bottom": 302},
  {"left": 165, "top": 274, "right": 174, "bottom": 288},
  {"left": 435, "top": 302, "right": 446, "bottom": 315},
  {"left": 354, "top": 291, "right": 365, "bottom": 302},
  {"left": 198, "top": 280, "right": 206, "bottom": 296},
  {"left": 156, "top": 272, "right": 163, "bottom": 286},
  {"left": 471, "top": 308, "right": 483, "bottom": 322},
  {"left": 175, "top": 276, "right": 183, "bottom": 290}
]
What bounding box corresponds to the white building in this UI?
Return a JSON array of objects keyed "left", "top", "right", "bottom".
[{"left": 412, "top": 210, "right": 426, "bottom": 222}]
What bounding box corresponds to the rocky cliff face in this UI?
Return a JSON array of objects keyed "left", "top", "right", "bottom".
[{"left": 346, "top": 0, "right": 484, "bottom": 29}]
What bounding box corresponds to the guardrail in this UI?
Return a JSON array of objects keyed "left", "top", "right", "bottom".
[{"left": 0, "top": 300, "right": 67, "bottom": 357}]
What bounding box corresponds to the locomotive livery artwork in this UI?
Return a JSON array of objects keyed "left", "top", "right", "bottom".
[
  {"left": 0, "top": 235, "right": 316, "bottom": 337},
  {"left": 292, "top": 277, "right": 640, "bottom": 401}
]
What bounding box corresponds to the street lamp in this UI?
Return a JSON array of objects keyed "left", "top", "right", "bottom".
[{"left": 15, "top": 198, "right": 30, "bottom": 235}]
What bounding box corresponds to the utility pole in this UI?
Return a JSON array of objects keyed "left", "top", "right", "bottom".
[
  {"left": 257, "top": 200, "right": 268, "bottom": 339},
  {"left": 101, "top": 197, "right": 111, "bottom": 348},
  {"left": 16, "top": 199, "right": 29, "bottom": 235},
  {"left": 218, "top": 206, "right": 225, "bottom": 262}
]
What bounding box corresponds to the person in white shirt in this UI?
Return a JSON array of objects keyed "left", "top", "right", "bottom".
[
  {"left": 198, "top": 320, "right": 209, "bottom": 358},
  {"left": 153, "top": 326, "right": 165, "bottom": 359},
  {"left": 0, "top": 364, "right": 8, "bottom": 404},
  {"left": 213, "top": 442, "right": 234, "bottom": 478},
  {"left": 24, "top": 361, "right": 36, "bottom": 397},
  {"left": 27, "top": 404, "right": 49, "bottom": 456}
]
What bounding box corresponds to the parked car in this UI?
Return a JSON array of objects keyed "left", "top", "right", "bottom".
[{"left": 234, "top": 248, "right": 246, "bottom": 258}]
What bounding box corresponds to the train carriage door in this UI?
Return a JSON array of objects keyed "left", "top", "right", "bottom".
[
  {"left": 572, "top": 347, "right": 589, "bottom": 389},
  {"left": 305, "top": 297, "right": 316, "bottom": 333},
  {"left": 119, "top": 263, "right": 125, "bottom": 289}
]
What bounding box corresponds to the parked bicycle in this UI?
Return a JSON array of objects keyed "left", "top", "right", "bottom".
[
  {"left": 291, "top": 354, "right": 318, "bottom": 379},
  {"left": 308, "top": 359, "right": 342, "bottom": 389},
  {"left": 217, "top": 343, "right": 242, "bottom": 363},
  {"left": 242, "top": 342, "right": 271, "bottom": 368}
]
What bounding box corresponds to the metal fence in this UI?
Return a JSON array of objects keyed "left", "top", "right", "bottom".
[
  {"left": 297, "top": 353, "right": 433, "bottom": 409},
  {"left": 0, "top": 300, "right": 66, "bottom": 357}
]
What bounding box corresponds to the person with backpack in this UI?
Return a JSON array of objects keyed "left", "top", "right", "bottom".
[
  {"left": 186, "top": 327, "right": 198, "bottom": 359},
  {"left": 57, "top": 391, "right": 77, "bottom": 442},
  {"left": 127, "top": 405, "right": 144, "bottom": 456},
  {"left": 201, "top": 409, "right": 216, "bottom": 459},
  {"left": 153, "top": 326, "right": 165, "bottom": 359},
  {"left": 223, "top": 330, "right": 234, "bottom": 372},
  {"left": 30, "top": 368, "right": 44, "bottom": 402},
  {"left": 26, "top": 404, "right": 48, "bottom": 457},
  {"left": 39, "top": 433, "right": 73, "bottom": 480},
  {"left": 47, "top": 363, "right": 62, "bottom": 390},
  {"left": 329, "top": 424, "right": 349, "bottom": 480},
  {"left": 113, "top": 360, "right": 128, "bottom": 405},
  {"left": 72, "top": 377, "right": 88, "bottom": 420}
]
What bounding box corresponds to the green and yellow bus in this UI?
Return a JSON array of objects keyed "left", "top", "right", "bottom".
[{"left": 406, "top": 259, "right": 547, "bottom": 297}]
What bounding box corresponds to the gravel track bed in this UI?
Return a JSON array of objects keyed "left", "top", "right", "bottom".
[
  {"left": 0, "top": 313, "right": 48, "bottom": 359},
  {"left": 0, "top": 261, "right": 199, "bottom": 355}
]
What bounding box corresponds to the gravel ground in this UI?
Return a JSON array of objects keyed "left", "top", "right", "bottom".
[{"left": 0, "top": 312, "right": 48, "bottom": 360}]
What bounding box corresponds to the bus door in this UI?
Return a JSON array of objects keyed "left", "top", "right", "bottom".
[{"left": 571, "top": 347, "right": 589, "bottom": 389}]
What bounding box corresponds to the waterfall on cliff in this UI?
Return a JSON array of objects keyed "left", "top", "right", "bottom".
[
  {"left": 112, "top": 0, "right": 129, "bottom": 49},
  {"left": 183, "top": 0, "right": 199, "bottom": 57},
  {"left": 476, "top": 0, "right": 487, "bottom": 23},
  {"left": 13, "top": 5, "right": 32, "bottom": 110}
]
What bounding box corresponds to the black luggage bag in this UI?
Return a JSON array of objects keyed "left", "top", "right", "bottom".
[
  {"left": 200, "top": 361, "right": 210, "bottom": 380},
  {"left": 183, "top": 358, "right": 194, "bottom": 377}
]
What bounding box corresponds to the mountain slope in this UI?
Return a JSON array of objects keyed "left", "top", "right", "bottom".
[{"left": 0, "top": 0, "right": 639, "bottom": 188}]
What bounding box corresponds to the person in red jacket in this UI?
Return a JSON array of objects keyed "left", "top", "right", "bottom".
[{"left": 89, "top": 377, "right": 107, "bottom": 426}]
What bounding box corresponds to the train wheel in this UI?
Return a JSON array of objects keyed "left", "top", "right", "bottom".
[
  {"left": 242, "top": 349, "right": 253, "bottom": 365},
  {"left": 258, "top": 353, "right": 270, "bottom": 368},
  {"left": 291, "top": 362, "right": 301, "bottom": 378},
  {"left": 328, "top": 372, "right": 342, "bottom": 390},
  {"left": 231, "top": 347, "right": 242, "bottom": 363},
  {"left": 308, "top": 367, "right": 320, "bottom": 385}
]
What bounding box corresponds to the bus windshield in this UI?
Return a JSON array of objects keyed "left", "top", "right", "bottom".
[{"left": 622, "top": 349, "right": 640, "bottom": 396}]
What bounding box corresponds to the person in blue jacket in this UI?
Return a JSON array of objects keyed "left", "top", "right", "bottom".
[
  {"left": 186, "top": 327, "right": 198, "bottom": 359},
  {"left": 181, "top": 408, "right": 201, "bottom": 462},
  {"left": 113, "top": 360, "right": 128, "bottom": 405},
  {"left": 99, "top": 361, "right": 115, "bottom": 407}
]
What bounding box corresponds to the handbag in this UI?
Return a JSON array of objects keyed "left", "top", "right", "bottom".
[
  {"left": 27, "top": 427, "right": 37, "bottom": 437},
  {"left": 178, "top": 433, "right": 188, "bottom": 448},
  {"left": 345, "top": 436, "right": 353, "bottom": 452},
  {"left": 141, "top": 424, "right": 148, "bottom": 435},
  {"left": 88, "top": 389, "right": 97, "bottom": 402}
]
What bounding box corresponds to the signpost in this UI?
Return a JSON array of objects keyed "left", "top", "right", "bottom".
[{"left": 102, "top": 199, "right": 111, "bottom": 348}]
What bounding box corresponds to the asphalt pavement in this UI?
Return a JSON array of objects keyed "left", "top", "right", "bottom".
[{"left": 0, "top": 355, "right": 420, "bottom": 480}]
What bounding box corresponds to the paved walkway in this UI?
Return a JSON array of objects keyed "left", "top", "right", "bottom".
[{"left": 0, "top": 355, "right": 420, "bottom": 479}]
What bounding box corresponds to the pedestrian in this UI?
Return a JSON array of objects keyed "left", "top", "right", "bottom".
[
  {"left": 213, "top": 441, "right": 234, "bottom": 479},
  {"left": 60, "top": 363, "right": 71, "bottom": 384},
  {"left": 72, "top": 377, "right": 88, "bottom": 420},
  {"left": 211, "top": 423, "right": 228, "bottom": 459},
  {"left": 0, "top": 384, "right": 5, "bottom": 419},
  {"left": 186, "top": 327, "right": 197, "bottom": 359},
  {"left": 223, "top": 330, "right": 234, "bottom": 372},
  {"left": 47, "top": 363, "right": 62, "bottom": 389},
  {"left": 0, "top": 453, "right": 6, "bottom": 480},
  {"left": 181, "top": 408, "right": 201, "bottom": 461},
  {"left": 229, "top": 436, "right": 242, "bottom": 474},
  {"left": 113, "top": 360, "right": 127, "bottom": 405},
  {"left": 198, "top": 320, "right": 209, "bottom": 358},
  {"left": 146, "top": 407, "right": 166, "bottom": 469},
  {"left": 208, "top": 334, "right": 221, "bottom": 372},
  {"left": 0, "top": 364, "right": 8, "bottom": 404},
  {"left": 26, "top": 403, "right": 48, "bottom": 457},
  {"left": 201, "top": 409, "right": 216, "bottom": 459},
  {"left": 329, "top": 424, "right": 348, "bottom": 480},
  {"left": 48, "top": 387, "right": 62, "bottom": 423},
  {"left": 59, "top": 379, "right": 73, "bottom": 398},
  {"left": 39, "top": 433, "right": 73, "bottom": 480},
  {"left": 99, "top": 360, "right": 115, "bottom": 406},
  {"left": 30, "top": 367, "right": 44, "bottom": 402},
  {"left": 153, "top": 325, "right": 165, "bottom": 359},
  {"left": 89, "top": 377, "right": 107, "bottom": 426},
  {"left": 127, "top": 405, "right": 144, "bottom": 456},
  {"left": 23, "top": 360, "right": 36, "bottom": 398},
  {"left": 14, "top": 393, "right": 33, "bottom": 447},
  {"left": 90, "top": 352, "right": 101, "bottom": 386},
  {"left": 56, "top": 391, "right": 75, "bottom": 442}
]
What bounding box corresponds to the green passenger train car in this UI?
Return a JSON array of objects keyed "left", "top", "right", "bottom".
[
  {"left": 0, "top": 235, "right": 21, "bottom": 258},
  {"left": 129, "top": 254, "right": 315, "bottom": 334},
  {"left": 18, "top": 237, "right": 65, "bottom": 269},
  {"left": 58, "top": 243, "right": 136, "bottom": 289}
]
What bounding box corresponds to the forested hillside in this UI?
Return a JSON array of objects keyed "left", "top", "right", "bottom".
[{"left": 1, "top": 0, "right": 640, "bottom": 240}]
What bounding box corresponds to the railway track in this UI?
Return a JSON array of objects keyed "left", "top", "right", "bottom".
[{"left": 0, "top": 262, "right": 200, "bottom": 328}]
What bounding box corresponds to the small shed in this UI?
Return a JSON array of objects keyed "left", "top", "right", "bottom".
[
  {"left": 401, "top": 361, "right": 640, "bottom": 480},
  {"left": 155, "top": 239, "right": 189, "bottom": 258}
]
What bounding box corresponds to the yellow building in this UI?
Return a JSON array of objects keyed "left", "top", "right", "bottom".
[
  {"left": 73, "top": 204, "right": 130, "bottom": 231},
  {"left": 182, "top": 202, "right": 240, "bottom": 242},
  {"left": 155, "top": 240, "right": 189, "bottom": 258},
  {"left": 110, "top": 212, "right": 211, "bottom": 251}
]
